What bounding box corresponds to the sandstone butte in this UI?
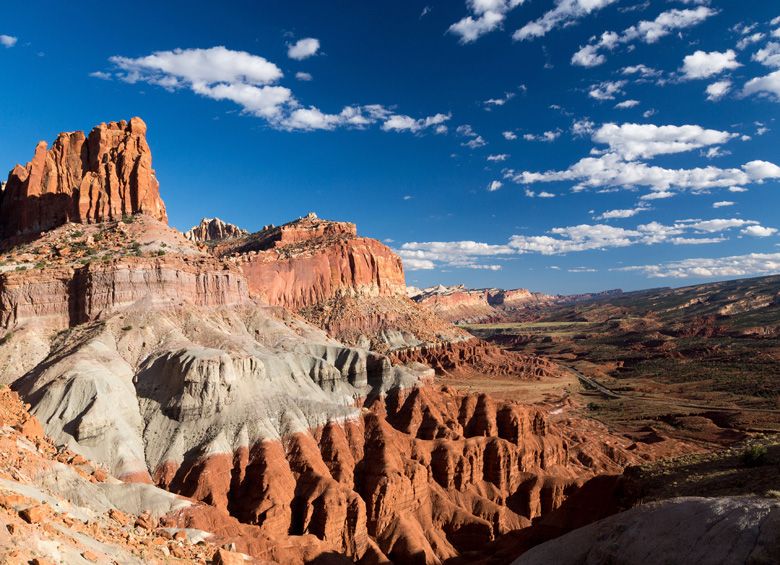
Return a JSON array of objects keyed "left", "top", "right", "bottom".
[
  {"left": 0, "top": 118, "right": 699, "bottom": 564},
  {"left": 0, "top": 117, "right": 167, "bottom": 241}
]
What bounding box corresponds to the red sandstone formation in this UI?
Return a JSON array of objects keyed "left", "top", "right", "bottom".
[
  {"left": 217, "top": 213, "right": 406, "bottom": 310},
  {"left": 185, "top": 217, "right": 248, "bottom": 243},
  {"left": 390, "top": 339, "right": 561, "bottom": 379},
  {"left": 0, "top": 117, "right": 167, "bottom": 240},
  {"left": 152, "top": 384, "right": 636, "bottom": 563}
]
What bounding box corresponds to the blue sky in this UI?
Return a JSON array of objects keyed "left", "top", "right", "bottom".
[{"left": 1, "top": 0, "right": 779, "bottom": 294}]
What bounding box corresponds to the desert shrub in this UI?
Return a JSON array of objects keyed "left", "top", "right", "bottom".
[
  {"left": 742, "top": 445, "right": 768, "bottom": 467},
  {"left": 122, "top": 214, "right": 135, "bottom": 224},
  {"left": 587, "top": 402, "right": 600, "bottom": 411}
]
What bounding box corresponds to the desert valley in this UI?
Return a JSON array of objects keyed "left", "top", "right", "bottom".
[{"left": 0, "top": 117, "right": 777, "bottom": 564}]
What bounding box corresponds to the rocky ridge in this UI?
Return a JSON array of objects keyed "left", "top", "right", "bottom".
[
  {"left": 0, "top": 117, "right": 167, "bottom": 243},
  {"left": 185, "top": 217, "right": 248, "bottom": 243},
  {"left": 409, "top": 284, "right": 625, "bottom": 325}
]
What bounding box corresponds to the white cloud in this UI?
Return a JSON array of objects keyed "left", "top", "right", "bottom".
[
  {"left": 713, "top": 201, "right": 734, "bottom": 208},
  {"left": 448, "top": 0, "right": 526, "bottom": 43},
  {"left": 399, "top": 217, "right": 772, "bottom": 269},
  {"left": 484, "top": 91, "right": 516, "bottom": 108},
  {"left": 382, "top": 112, "right": 451, "bottom": 133},
  {"left": 736, "top": 32, "right": 765, "bottom": 50},
  {"left": 525, "top": 189, "right": 556, "bottom": 198},
  {"left": 0, "top": 34, "right": 17, "bottom": 48},
  {"left": 398, "top": 240, "right": 515, "bottom": 270},
  {"left": 457, "top": 124, "right": 487, "bottom": 148},
  {"left": 744, "top": 69, "right": 780, "bottom": 101},
  {"left": 287, "top": 38, "right": 320, "bottom": 60},
  {"left": 589, "top": 80, "right": 626, "bottom": 100},
  {"left": 702, "top": 146, "right": 730, "bottom": 159},
  {"left": 103, "top": 47, "right": 447, "bottom": 133},
  {"left": 523, "top": 129, "right": 561, "bottom": 142},
  {"left": 619, "top": 252, "right": 780, "bottom": 278},
  {"left": 295, "top": 71, "right": 313, "bottom": 81},
  {"left": 571, "top": 118, "right": 595, "bottom": 137},
  {"left": 621, "top": 64, "right": 661, "bottom": 78},
  {"left": 594, "top": 206, "right": 648, "bottom": 220},
  {"left": 615, "top": 99, "right": 640, "bottom": 109},
  {"left": 742, "top": 225, "right": 778, "bottom": 237},
  {"left": 591, "top": 123, "right": 735, "bottom": 160},
  {"left": 681, "top": 49, "right": 740, "bottom": 79},
  {"left": 514, "top": 0, "right": 618, "bottom": 41},
  {"left": 753, "top": 43, "right": 780, "bottom": 68},
  {"left": 111, "top": 46, "right": 283, "bottom": 86},
  {"left": 488, "top": 180, "right": 503, "bottom": 191},
  {"left": 572, "top": 7, "right": 715, "bottom": 67},
  {"left": 502, "top": 130, "right": 518, "bottom": 140},
  {"left": 487, "top": 153, "right": 509, "bottom": 161},
  {"left": 507, "top": 152, "right": 780, "bottom": 196},
  {"left": 706, "top": 80, "right": 732, "bottom": 101}
]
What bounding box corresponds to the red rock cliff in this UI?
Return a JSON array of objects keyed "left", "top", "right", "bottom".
[
  {"left": 0, "top": 117, "right": 167, "bottom": 240},
  {"left": 218, "top": 214, "right": 407, "bottom": 311}
]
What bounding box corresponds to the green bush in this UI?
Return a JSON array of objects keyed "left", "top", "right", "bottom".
[{"left": 742, "top": 445, "right": 768, "bottom": 467}]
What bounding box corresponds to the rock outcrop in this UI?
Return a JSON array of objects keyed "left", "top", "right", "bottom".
[
  {"left": 0, "top": 117, "right": 167, "bottom": 241},
  {"left": 212, "top": 213, "right": 468, "bottom": 351},
  {"left": 185, "top": 217, "right": 248, "bottom": 243},
  {"left": 514, "top": 496, "right": 780, "bottom": 565}
]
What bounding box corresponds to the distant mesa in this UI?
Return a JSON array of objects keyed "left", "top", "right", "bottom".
[{"left": 0, "top": 117, "right": 167, "bottom": 241}]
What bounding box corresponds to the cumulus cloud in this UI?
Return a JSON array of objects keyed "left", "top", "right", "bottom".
[
  {"left": 487, "top": 153, "right": 509, "bottom": 161},
  {"left": 398, "top": 240, "right": 515, "bottom": 271},
  {"left": 618, "top": 252, "right": 780, "bottom": 278},
  {"left": 457, "top": 124, "right": 487, "bottom": 148},
  {"left": 99, "top": 47, "right": 448, "bottom": 133},
  {"left": 706, "top": 80, "right": 732, "bottom": 101},
  {"left": 287, "top": 38, "right": 320, "bottom": 60},
  {"left": 295, "top": 71, "right": 313, "bottom": 81},
  {"left": 681, "top": 49, "right": 741, "bottom": 79},
  {"left": 399, "top": 218, "right": 768, "bottom": 270},
  {"left": 589, "top": 80, "right": 626, "bottom": 100},
  {"left": 591, "top": 123, "right": 736, "bottom": 160},
  {"left": 713, "top": 201, "right": 734, "bottom": 208},
  {"left": 736, "top": 32, "right": 765, "bottom": 50},
  {"left": 594, "top": 205, "right": 648, "bottom": 220},
  {"left": 742, "top": 225, "right": 778, "bottom": 237},
  {"left": 615, "top": 99, "right": 640, "bottom": 109},
  {"left": 488, "top": 180, "right": 503, "bottom": 191},
  {"left": 484, "top": 91, "right": 516, "bottom": 108},
  {"left": 753, "top": 42, "right": 780, "bottom": 68},
  {"left": 515, "top": 0, "right": 618, "bottom": 42},
  {"left": 0, "top": 34, "right": 17, "bottom": 48},
  {"left": 572, "top": 7, "right": 715, "bottom": 67},
  {"left": 502, "top": 130, "right": 518, "bottom": 140},
  {"left": 448, "top": 0, "right": 526, "bottom": 43},
  {"left": 506, "top": 152, "right": 780, "bottom": 197},
  {"left": 523, "top": 129, "right": 561, "bottom": 142},
  {"left": 744, "top": 69, "right": 780, "bottom": 101},
  {"left": 382, "top": 113, "right": 451, "bottom": 133}
]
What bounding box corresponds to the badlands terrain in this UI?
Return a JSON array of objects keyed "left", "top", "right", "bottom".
[{"left": 0, "top": 118, "right": 777, "bottom": 564}]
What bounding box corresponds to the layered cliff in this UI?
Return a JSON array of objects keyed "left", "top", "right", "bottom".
[
  {"left": 0, "top": 117, "right": 167, "bottom": 241},
  {"left": 213, "top": 213, "right": 467, "bottom": 351}
]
